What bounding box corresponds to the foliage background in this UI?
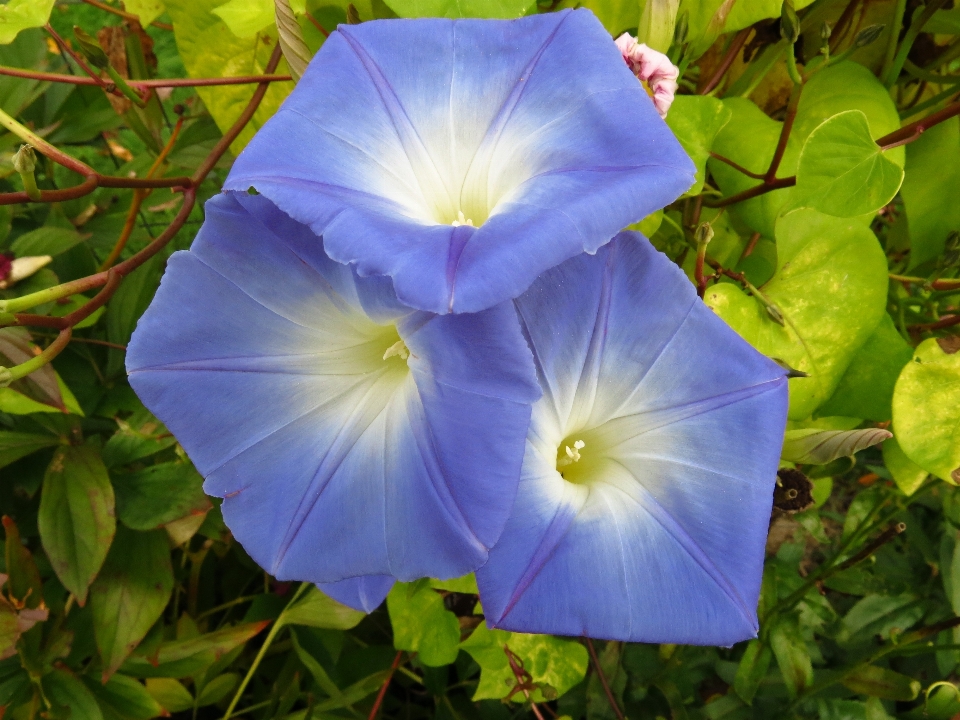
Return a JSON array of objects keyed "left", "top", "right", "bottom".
[{"left": 1, "top": 0, "right": 960, "bottom": 718}]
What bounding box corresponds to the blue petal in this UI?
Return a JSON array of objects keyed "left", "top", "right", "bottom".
[
  {"left": 475, "top": 233, "right": 788, "bottom": 645},
  {"left": 224, "top": 10, "right": 694, "bottom": 314},
  {"left": 318, "top": 576, "right": 395, "bottom": 613},
  {"left": 127, "top": 192, "right": 539, "bottom": 583}
]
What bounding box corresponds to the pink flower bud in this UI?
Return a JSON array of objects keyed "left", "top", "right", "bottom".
[{"left": 615, "top": 33, "right": 679, "bottom": 118}]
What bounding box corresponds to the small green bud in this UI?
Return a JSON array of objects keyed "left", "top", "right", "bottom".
[
  {"left": 765, "top": 302, "right": 785, "bottom": 326},
  {"left": 694, "top": 221, "right": 714, "bottom": 247},
  {"left": 0, "top": 367, "right": 11, "bottom": 389},
  {"left": 855, "top": 24, "right": 885, "bottom": 48},
  {"left": 780, "top": 0, "right": 800, "bottom": 44},
  {"left": 12, "top": 145, "right": 35, "bottom": 175},
  {"left": 346, "top": 4, "right": 361, "bottom": 24},
  {"left": 673, "top": 10, "right": 688, "bottom": 47},
  {"left": 820, "top": 22, "right": 832, "bottom": 42},
  {"left": 13, "top": 145, "right": 40, "bottom": 202},
  {"left": 73, "top": 26, "right": 110, "bottom": 70}
]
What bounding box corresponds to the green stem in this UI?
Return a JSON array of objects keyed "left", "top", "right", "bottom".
[
  {"left": 105, "top": 66, "right": 148, "bottom": 108},
  {"left": 885, "top": 0, "right": 950, "bottom": 87},
  {"left": 881, "top": 0, "right": 908, "bottom": 83},
  {"left": 0, "top": 274, "right": 106, "bottom": 313},
  {"left": 221, "top": 582, "right": 310, "bottom": 720}
]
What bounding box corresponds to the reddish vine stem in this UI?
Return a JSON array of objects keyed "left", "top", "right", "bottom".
[
  {"left": 584, "top": 639, "right": 625, "bottom": 720},
  {"left": 739, "top": 231, "right": 761, "bottom": 262},
  {"left": 504, "top": 646, "right": 546, "bottom": 720},
  {"left": 709, "top": 152, "right": 765, "bottom": 179},
  {"left": 878, "top": 99, "right": 960, "bottom": 148},
  {"left": 3, "top": 42, "right": 283, "bottom": 374},
  {"left": 699, "top": 27, "right": 752, "bottom": 95},
  {"left": 835, "top": 523, "right": 906, "bottom": 572},
  {"left": 703, "top": 176, "right": 797, "bottom": 208},
  {"left": 367, "top": 651, "right": 403, "bottom": 720},
  {"left": 0, "top": 65, "right": 292, "bottom": 88},
  {"left": 766, "top": 84, "right": 803, "bottom": 183},
  {"left": 909, "top": 314, "right": 960, "bottom": 331},
  {"left": 43, "top": 24, "right": 123, "bottom": 99}
]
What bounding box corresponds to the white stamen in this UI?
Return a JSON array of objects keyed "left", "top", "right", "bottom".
[
  {"left": 451, "top": 210, "right": 474, "bottom": 227},
  {"left": 382, "top": 340, "right": 410, "bottom": 361},
  {"left": 558, "top": 439, "right": 585, "bottom": 468}
]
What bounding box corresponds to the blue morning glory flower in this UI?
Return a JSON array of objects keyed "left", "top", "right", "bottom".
[
  {"left": 475, "top": 233, "right": 789, "bottom": 645},
  {"left": 319, "top": 576, "right": 395, "bottom": 614},
  {"left": 224, "top": 10, "right": 694, "bottom": 315},
  {"left": 126, "top": 192, "right": 540, "bottom": 583}
]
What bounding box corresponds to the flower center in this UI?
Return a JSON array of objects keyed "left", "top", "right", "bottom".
[
  {"left": 450, "top": 210, "right": 475, "bottom": 228},
  {"left": 555, "top": 432, "right": 604, "bottom": 486},
  {"left": 382, "top": 339, "right": 410, "bottom": 361}
]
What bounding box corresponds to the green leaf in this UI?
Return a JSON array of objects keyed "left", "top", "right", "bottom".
[
  {"left": 2, "top": 515, "right": 41, "bottom": 609},
  {"left": 769, "top": 616, "right": 813, "bottom": 699},
  {"left": 882, "top": 437, "right": 928, "bottom": 496},
  {"left": 90, "top": 526, "right": 175, "bottom": 679},
  {"left": 48, "top": 294, "right": 105, "bottom": 330},
  {"left": 102, "top": 412, "right": 177, "bottom": 468},
  {"left": 796, "top": 110, "right": 904, "bottom": 218},
  {"left": 121, "top": 621, "right": 270, "bottom": 678},
  {"left": 280, "top": 586, "right": 366, "bottom": 630},
  {"left": 901, "top": 117, "right": 960, "bottom": 269},
  {"left": 387, "top": 580, "right": 460, "bottom": 667},
  {"left": 196, "top": 672, "right": 239, "bottom": 706},
  {"left": 382, "top": 0, "right": 532, "bottom": 20},
  {"left": 841, "top": 664, "right": 920, "bottom": 701},
  {"left": 733, "top": 639, "right": 771, "bottom": 705},
  {"left": 213, "top": 0, "right": 275, "bottom": 38},
  {"left": 0, "top": 0, "right": 55, "bottom": 45},
  {"left": 837, "top": 593, "right": 923, "bottom": 646},
  {"left": 781, "top": 428, "right": 892, "bottom": 465},
  {"left": 709, "top": 63, "right": 903, "bottom": 237},
  {"left": 892, "top": 339, "right": 960, "bottom": 483},
  {"left": 275, "top": 0, "right": 310, "bottom": 81},
  {"left": 113, "top": 462, "right": 210, "bottom": 530},
  {"left": 819, "top": 315, "right": 914, "bottom": 421},
  {"left": 82, "top": 673, "right": 164, "bottom": 720},
  {"left": 10, "top": 226, "right": 83, "bottom": 257},
  {"left": 124, "top": 0, "right": 166, "bottom": 26},
  {"left": 573, "top": 0, "right": 637, "bottom": 35},
  {"left": 0, "top": 431, "right": 58, "bottom": 470},
  {"left": 430, "top": 573, "right": 478, "bottom": 594},
  {"left": 705, "top": 208, "right": 888, "bottom": 419},
  {"left": 665, "top": 95, "right": 731, "bottom": 197},
  {"left": 38, "top": 445, "right": 116, "bottom": 605},
  {"left": 144, "top": 678, "right": 193, "bottom": 713},
  {"left": 165, "top": 0, "right": 293, "bottom": 154},
  {"left": 460, "top": 623, "right": 588, "bottom": 702},
  {"left": 43, "top": 669, "right": 104, "bottom": 720}
]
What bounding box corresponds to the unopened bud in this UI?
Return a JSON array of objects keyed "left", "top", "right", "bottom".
[
  {"left": 765, "top": 302, "right": 785, "bottom": 326},
  {"left": 13, "top": 145, "right": 40, "bottom": 202},
  {"left": 73, "top": 26, "right": 110, "bottom": 70},
  {"left": 12, "top": 145, "right": 35, "bottom": 175},
  {"left": 855, "top": 24, "right": 885, "bottom": 48},
  {"left": 820, "top": 22, "right": 832, "bottom": 41},
  {"left": 694, "top": 222, "right": 714, "bottom": 247},
  {"left": 0, "top": 368, "right": 12, "bottom": 388},
  {"left": 0, "top": 256, "right": 53, "bottom": 289},
  {"left": 346, "top": 3, "right": 361, "bottom": 24},
  {"left": 673, "top": 10, "right": 688, "bottom": 47},
  {"left": 780, "top": 0, "right": 800, "bottom": 44}
]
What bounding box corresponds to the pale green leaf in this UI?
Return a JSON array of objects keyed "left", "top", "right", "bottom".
[
  {"left": 819, "top": 314, "right": 914, "bottom": 421},
  {"left": 384, "top": 0, "right": 532, "bottom": 20},
  {"left": 213, "top": 0, "right": 275, "bottom": 38},
  {"left": 281, "top": 586, "right": 366, "bottom": 630},
  {"left": 665, "top": 95, "right": 730, "bottom": 196},
  {"left": 892, "top": 339, "right": 960, "bottom": 483},
  {"left": 0, "top": 0, "right": 56, "bottom": 45},
  {"left": 166, "top": 0, "right": 293, "bottom": 154},
  {"left": 38, "top": 445, "right": 116, "bottom": 605},
  {"left": 387, "top": 580, "right": 460, "bottom": 667},
  {"left": 901, "top": 117, "right": 960, "bottom": 269},
  {"left": 882, "top": 437, "right": 928, "bottom": 496},
  {"left": 705, "top": 208, "right": 888, "bottom": 419},
  {"left": 769, "top": 616, "right": 812, "bottom": 698},
  {"left": 125, "top": 0, "right": 167, "bottom": 26},
  {"left": 275, "top": 0, "right": 310, "bottom": 81},
  {"left": 460, "top": 623, "right": 588, "bottom": 702},
  {"left": 121, "top": 621, "right": 270, "bottom": 678},
  {"left": 796, "top": 110, "right": 903, "bottom": 217}
]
